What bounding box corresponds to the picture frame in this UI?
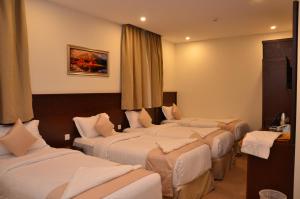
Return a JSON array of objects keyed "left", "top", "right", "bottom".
[{"left": 67, "top": 45, "right": 109, "bottom": 77}]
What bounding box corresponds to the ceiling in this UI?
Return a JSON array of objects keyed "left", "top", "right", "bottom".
[{"left": 47, "top": 0, "right": 293, "bottom": 43}]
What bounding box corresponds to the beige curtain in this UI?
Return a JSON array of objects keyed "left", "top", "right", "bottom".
[
  {"left": 0, "top": 0, "right": 33, "bottom": 124},
  {"left": 121, "top": 24, "right": 163, "bottom": 110}
]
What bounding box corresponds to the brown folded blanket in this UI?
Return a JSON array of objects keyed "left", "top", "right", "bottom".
[
  {"left": 217, "top": 120, "right": 242, "bottom": 133},
  {"left": 47, "top": 169, "right": 153, "bottom": 199},
  {"left": 190, "top": 129, "right": 225, "bottom": 149},
  {"left": 146, "top": 139, "right": 205, "bottom": 197}
]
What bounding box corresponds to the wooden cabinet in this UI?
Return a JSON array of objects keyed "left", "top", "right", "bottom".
[
  {"left": 262, "top": 38, "right": 293, "bottom": 129},
  {"left": 246, "top": 38, "right": 295, "bottom": 199},
  {"left": 246, "top": 139, "right": 294, "bottom": 199}
]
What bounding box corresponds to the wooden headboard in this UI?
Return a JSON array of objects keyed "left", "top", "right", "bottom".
[{"left": 32, "top": 92, "right": 177, "bottom": 148}]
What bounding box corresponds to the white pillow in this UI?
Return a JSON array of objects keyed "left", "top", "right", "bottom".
[
  {"left": 0, "top": 120, "right": 48, "bottom": 156},
  {"left": 162, "top": 106, "right": 174, "bottom": 120},
  {"left": 73, "top": 113, "right": 110, "bottom": 138},
  {"left": 125, "top": 111, "right": 143, "bottom": 128}
]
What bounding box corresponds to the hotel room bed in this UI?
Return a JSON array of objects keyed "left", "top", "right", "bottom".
[
  {"left": 124, "top": 124, "right": 233, "bottom": 159},
  {"left": 73, "top": 132, "right": 214, "bottom": 198},
  {"left": 161, "top": 118, "right": 249, "bottom": 142},
  {"left": 124, "top": 124, "right": 234, "bottom": 179},
  {"left": 0, "top": 146, "right": 162, "bottom": 199}
]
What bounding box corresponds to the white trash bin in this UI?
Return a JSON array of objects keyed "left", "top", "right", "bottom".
[{"left": 259, "top": 189, "right": 287, "bottom": 199}]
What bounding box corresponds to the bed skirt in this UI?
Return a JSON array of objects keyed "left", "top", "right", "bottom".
[
  {"left": 164, "top": 170, "right": 214, "bottom": 199},
  {"left": 212, "top": 150, "right": 233, "bottom": 180}
]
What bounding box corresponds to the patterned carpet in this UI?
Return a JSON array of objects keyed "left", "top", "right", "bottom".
[{"left": 203, "top": 155, "right": 247, "bottom": 199}]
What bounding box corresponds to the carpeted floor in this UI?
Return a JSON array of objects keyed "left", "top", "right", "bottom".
[{"left": 203, "top": 155, "right": 247, "bottom": 199}]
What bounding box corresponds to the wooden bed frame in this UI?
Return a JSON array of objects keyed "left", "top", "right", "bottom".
[{"left": 32, "top": 92, "right": 176, "bottom": 148}]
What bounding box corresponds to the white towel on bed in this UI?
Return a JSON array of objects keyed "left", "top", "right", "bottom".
[
  {"left": 155, "top": 138, "right": 197, "bottom": 153},
  {"left": 241, "top": 131, "right": 282, "bottom": 159},
  {"left": 61, "top": 165, "right": 141, "bottom": 199}
]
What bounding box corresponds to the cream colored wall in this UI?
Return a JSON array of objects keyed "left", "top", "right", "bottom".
[
  {"left": 25, "top": 0, "right": 176, "bottom": 94},
  {"left": 162, "top": 40, "right": 177, "bottom": 91},
  {"left": 175, "top": 32, "right": 292, "bottom": 130}
]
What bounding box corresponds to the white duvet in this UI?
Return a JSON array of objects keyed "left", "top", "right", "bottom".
[
  {"left": 0, "top": 147, "right": 162, "bottom": 199},
  {"left": 124, "top": 124, "right": 234, "bottom": 159},
  {"left": 74, "top": 132, "right": 212, "bottom": 188},
  {"left": 162, "top": 118, "right": 249, "bottom": 141}
]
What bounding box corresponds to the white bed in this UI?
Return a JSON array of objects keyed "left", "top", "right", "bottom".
[
  {"left": 0, "top": 146, "right": 162, "bottom": 199},
  {"left": 161, "top": 118, "right": 249, "bottom": 141},
  {"left": 74, "top": 132, "right": 212, "bottom": 189},
  {"left": 124, "top": 124, "right": 234, "bottom": 159}
]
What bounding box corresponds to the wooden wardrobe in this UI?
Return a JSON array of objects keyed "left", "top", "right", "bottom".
[
  {"left": 262, "top": 38, "right": 293, "bottom": 129},
  {"left": 246, "top": 38, "right": 295, "bottom": 199}
]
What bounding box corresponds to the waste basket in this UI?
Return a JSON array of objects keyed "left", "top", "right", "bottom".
[{"left": 259, "top": 189, "right": 287, "bottom": 199}]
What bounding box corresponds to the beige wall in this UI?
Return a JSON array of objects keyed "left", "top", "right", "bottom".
[
  {"left": 25, "top": 0, "right": 176, "bottom": 94},
  {"left": 162, "top": 40, "right": 176, "bottom": 91},
  {"left": 175, "top": 32, "right": 292, "bottom": 130}
]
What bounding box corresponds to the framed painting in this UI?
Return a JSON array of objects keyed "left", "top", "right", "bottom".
[{"left": 67, "top": 45, "right": 109, "bottom": 76}]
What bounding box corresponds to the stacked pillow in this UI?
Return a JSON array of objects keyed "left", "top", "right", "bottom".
[
  {"left": 95, "top": 114, "right": 115, "bottom": 137},
  {"left": 162, "top": 103, "right": 182, "bottom": 120},
  {"left": 73, "top": 113, "right": 115, "bottom": 138},
  {"left": 125, "top": 108, "right": 153, "bottom": 128},
  {"left": 0, "top": 119, "right": 48, "bottom": 156}
]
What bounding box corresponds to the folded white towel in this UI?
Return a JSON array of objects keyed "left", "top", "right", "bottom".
[
  {"left": 189, "top": 127, "right": 220, "bottom": 138},
  {"left": 61, "top": 165, "right": 141, "bottom": 199},
  {"left": 241, "top": 131, "right": 282, "bottom": 159},
  {"left": 156, "top": 138, "right": 197, "bottom": 153}
]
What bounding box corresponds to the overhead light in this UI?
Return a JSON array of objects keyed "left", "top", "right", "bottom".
[
  {"left": 270, "top": 25, "right": 277, "bottom": 30},
  {"left": 185, "top": 36, "right": 191, "bottom": 41},
  {"left": 140, "top": 16, "right": 146, "bottom": 22}
]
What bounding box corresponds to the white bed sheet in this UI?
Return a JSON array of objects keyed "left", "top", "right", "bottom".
[
  {"left": 74, "top": 132, "right": 212, "bottom": 188},
  {"left": 162, "top": 118, "right": 249, "bottom": 141},
  {"left": 0, "top": 147, "right": 162, "bottom": 199},
  {"left": 124, "top": 124, "right": 234, "bottom": 159}
]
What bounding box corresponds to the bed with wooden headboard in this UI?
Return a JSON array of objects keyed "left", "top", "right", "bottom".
[{"left": 32, "top": 92, "right": 176, "bottom": 148}]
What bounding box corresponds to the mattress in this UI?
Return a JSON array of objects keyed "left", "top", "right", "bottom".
[
  {"left": 162, "top": 118, "right": 249, "bottom": 141},
  {"left": 124, "top": 124, "right": 234, "bottom": 159},
  {"left": 74, "top": 132, "right": 212, "bottom": 188},
  {"left": 0, "top": 147, "right": 162, "bottom": 199}
]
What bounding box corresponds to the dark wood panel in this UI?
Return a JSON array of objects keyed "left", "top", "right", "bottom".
[
  {"left": 262, "top": 38, "right": 293, "bottom": 60},
  {"left": 32, "top": 92, "right": 177, "bottom": 148},
  {"left": 246, "top": 140, "right": 294, "bottom": 199},
  {"left": 33, "top": 93, "right": 126, "bottom": 147},
  {"left": 262, "top": 59, "right": 292, "bottom": 128},
  {"left": 290, "top": 0, "right": 298, "bottom": 145},
  {"left": 262, "top": 38, "right": 293, "bottom": 129}
]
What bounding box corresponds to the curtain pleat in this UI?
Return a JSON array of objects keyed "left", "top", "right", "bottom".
[
  {"left": 121, "top": 24, "right": 163, "bottom": 110},
  {"left": 0, "top": 0, "right": 34, "bottom": 124}
]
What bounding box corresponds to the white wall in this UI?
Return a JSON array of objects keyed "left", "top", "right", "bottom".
[
  {"left": 175, "top": 32, "right": 292, "bottom": 130},
  {"left": 25, "top": 0, "right": 176, "bottom": 94}
]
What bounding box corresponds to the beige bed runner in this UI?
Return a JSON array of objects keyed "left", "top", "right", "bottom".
[
  {"left": 146, "top": 139, "right": 205, "bottom": 197},
  {"left": 217, "top": 120, "right": 241, "bottom": 133},
  {"left": 190, "top": 129, "right": 225, "bottom": 149},
  {"left": 191, "top": 129, "right": 233, "bottom": 180},
  {"left": 47, "top": 169, "right": 153, "bottom": 199}
]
